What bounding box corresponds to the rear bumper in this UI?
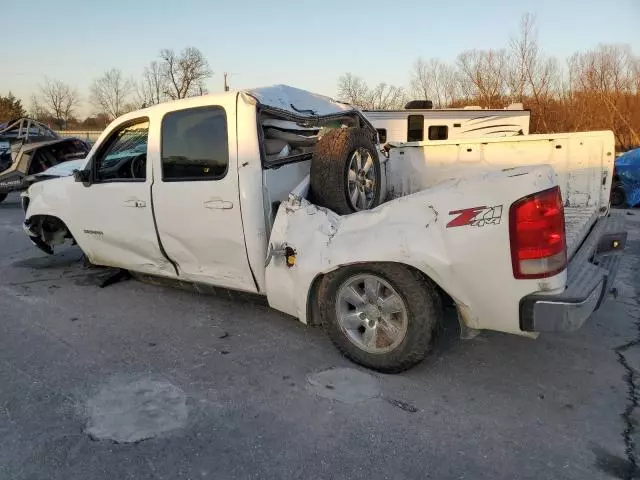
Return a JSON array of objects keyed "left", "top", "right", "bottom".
[{"left": 520, "top": 213, "right": 627, "bottom": 332}]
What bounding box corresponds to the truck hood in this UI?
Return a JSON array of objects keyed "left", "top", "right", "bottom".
[
  {"left": 38, "top": 158, "right": 86, "bottom": 177},
  {"left": 26, "top": 158, "right": 86, "bottom": 183}
]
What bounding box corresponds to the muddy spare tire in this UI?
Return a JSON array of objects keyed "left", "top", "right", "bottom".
[{"left": 310, "top": 128, "right": 382, "bottom": 215}]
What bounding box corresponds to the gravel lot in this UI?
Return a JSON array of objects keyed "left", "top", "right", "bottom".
[{"left": 1, "top": 192, "right": 639, "bottom": 480}]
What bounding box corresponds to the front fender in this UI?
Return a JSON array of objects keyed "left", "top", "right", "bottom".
[
  {"left": 23, "top": 177, "right": 77, "bottom": 252},
  {"left": 24, "top": 177, "right": 75, "bottom": 223}
]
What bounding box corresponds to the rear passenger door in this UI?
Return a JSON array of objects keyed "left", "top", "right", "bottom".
[{"left": 151, "top": 102, "right": 258, "bottom": 293}]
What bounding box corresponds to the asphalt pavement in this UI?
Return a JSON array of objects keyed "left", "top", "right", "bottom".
[{"left": 1, "top": 192, "right": 639, "bottom": 480}]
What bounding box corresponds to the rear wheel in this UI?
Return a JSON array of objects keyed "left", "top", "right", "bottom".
[
  {"left": 318, "top": 263, "right": 442, "bottom": 373},
  {"left": 0, "top": 193, "right": 7, "bottom": 204}
]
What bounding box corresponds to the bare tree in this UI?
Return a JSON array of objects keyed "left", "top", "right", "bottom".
[
  {"left": 410, "top": 58, "right": 460, "bottom": 107},
  {"left": 506, "top": 13, "right": 560, "bottom": 130},
  {"left": 29, "top": 95, "right": 46, "bottom": 121},
  {"left": 567, "top": 44, "right": 640, "bottom": 148},
  {"left": 159, "top": 47, "right": 212, "bottom": 100},
  {"left": 90, "top": 68, "right": 134, "bottom": 120},
  {"left": 337, "top": 73, "right": 405, "bottom": 109},
  {"left": 569, "top": 44, "right": 636, "bottom": 93},
  {"left": 368, "top": 83, "right": 407, "bottom": 109},
  {"left": 135, "top": 61, "right": 167, "bottom": 108},
  {"left": 337, "top": 73, "right": 371, "bottom": 107},
  {"left": 35, "top": 78, "right": 80, "bottom": 129},
  {"left": 631, "top": 54, "right": 640, "bottom": 94},
  {"left": 457, "top": 49, "right": 509, "bottom": 107}
]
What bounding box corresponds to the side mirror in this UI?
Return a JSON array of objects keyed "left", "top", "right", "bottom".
[{"left": 73, "top": 169, "right": 91, "bottom": 186}]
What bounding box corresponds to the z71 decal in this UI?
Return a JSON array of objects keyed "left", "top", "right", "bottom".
[{"left": 446, "top": 205, "right": 503, "bottom": 228}]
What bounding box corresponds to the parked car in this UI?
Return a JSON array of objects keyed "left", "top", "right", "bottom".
[
  {"left": 611, "top": 147, "right": 640, "bottom": 208},
  {"left": 21, "top": 85, "right": 627, "bottom": 372},
  {"left": 0, "top": 118, "right": 90, "bottom": 203}
]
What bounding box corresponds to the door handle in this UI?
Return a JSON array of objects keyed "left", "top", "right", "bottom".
[
  {"left": 204, "top": 199, "right": 233, "bottom": 210},
  {"left": 124, "top": 199, "right": 146, "bottom": 208}
]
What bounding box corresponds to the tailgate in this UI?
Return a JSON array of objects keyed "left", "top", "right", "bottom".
[{"left": 565, "top": 206, "right": 599, "bottom": 259}]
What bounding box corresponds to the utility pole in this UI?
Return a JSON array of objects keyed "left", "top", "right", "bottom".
[{"left": 224, "top": 73, "right": 229, "bottom": 92}]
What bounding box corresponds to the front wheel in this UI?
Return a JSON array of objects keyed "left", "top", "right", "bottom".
[{"left": 318, "top": 263, "right": 442, "bottom": 373}]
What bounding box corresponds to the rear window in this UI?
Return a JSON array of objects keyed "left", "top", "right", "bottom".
[
  {"left": 161, "top": 106, "right": 228, "bottom": 181},
  {"left": 407, "top": 115, "right": 424, "bottom": 142}
]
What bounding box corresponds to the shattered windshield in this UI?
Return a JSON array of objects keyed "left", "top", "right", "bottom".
[{"left": 102, "top": 126, "right": 148, "bottom": 168}]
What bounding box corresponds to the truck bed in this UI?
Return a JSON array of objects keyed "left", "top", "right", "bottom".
[
  {"left": 565, "top": 206, "right": 599, "bottom": 259},
  {"left": 384, "top": 131, "right": 615, "bottom": 262}
]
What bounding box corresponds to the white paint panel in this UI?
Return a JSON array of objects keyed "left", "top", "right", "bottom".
[
  {"left": 266, "top": 164, "right": 563, "bottom": 335},
  {"left": 151, "top": 95, "right": 258, "bottom": 292},
  {"left": 386, "top": 131, "right": 615, "bottom": 212},
  {"left": 70, "top": 182, "right": 171, "bottom": 273}
]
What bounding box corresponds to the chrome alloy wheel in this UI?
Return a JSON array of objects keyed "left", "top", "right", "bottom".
[
  {"left": 347, "top": 148, "right": 377, "bottom": 211},
  {"left": 335, "top": 273, "right": 409, "bottom": 354}
]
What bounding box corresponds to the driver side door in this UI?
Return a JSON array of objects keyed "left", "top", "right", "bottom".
[{"left": 70, "top": 117, "right": 174, "bottom": 277}]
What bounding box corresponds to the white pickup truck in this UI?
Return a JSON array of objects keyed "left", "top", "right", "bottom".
[{"left": 22, "top": 85, "right": 627, "bottom": 373}]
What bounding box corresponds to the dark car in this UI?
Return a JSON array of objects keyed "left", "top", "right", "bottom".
[{"left": 0, "top": 118, "right": 90, "bottom": 203}]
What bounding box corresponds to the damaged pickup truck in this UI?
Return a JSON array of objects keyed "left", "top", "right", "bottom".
[
  {"left": 0, "top": 117, "right": 89, "bottom": 203},
  {"left": 22, "top": 85, "right": 627, "bottom": 372}
]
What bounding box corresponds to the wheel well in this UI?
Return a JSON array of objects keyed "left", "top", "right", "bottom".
[
  {"left": 305, "top": 262, "right": 455, "bottom": 326},
  {"left": 306, "top": 273, "right": 325, "bottom": 326},
  {"left": 27, "top": 214, "right": 73, "bottom": 244}
]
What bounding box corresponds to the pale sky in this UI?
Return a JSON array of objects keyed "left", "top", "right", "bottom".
[{"left": 2, "top": 0, "right": 639, "bottom": 117}]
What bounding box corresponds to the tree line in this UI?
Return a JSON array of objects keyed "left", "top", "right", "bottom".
[
  {"left": 1, "top": 46, "right": 212, "bottom": 131},
  {"left": 2, "top": 15, "right": 639, "bottom": 150},
  {"left": 337, "top": 14, "right": 640, "bottom": 150}
]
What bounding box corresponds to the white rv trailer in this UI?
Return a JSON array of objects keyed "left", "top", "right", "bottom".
[{"left": 362, "top": 102, "right": 530, "bottom": 144}]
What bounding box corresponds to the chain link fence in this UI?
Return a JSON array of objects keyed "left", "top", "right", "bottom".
[{"left": 55, "top": 130, "right": 103, "bottom": 144}]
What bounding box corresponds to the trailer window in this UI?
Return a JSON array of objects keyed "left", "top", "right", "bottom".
[
  {"left": 428, "top": 125, "right": 448, "bottom": 140},
  {"left": 407, "top": 115, "right": 424, "bottom": 142},
  {"left": 376, "top": 129, "right": 387, "bottom": 144}
]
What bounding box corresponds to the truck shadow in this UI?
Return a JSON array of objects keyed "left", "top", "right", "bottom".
[
  {"left": 0, "top": 202, "right": 20, "bottom": 209},
  {"left": 0, "top": 195, "right": 21, "bottom": 209},
  {"left": 13, "top": 247, "right": 83, "bottom": 270}
]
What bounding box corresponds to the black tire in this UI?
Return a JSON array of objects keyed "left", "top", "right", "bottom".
[
  {"left": 0, "top": 193, "right": 7, "bottom": 203},
  {"left": 611, "top": 182, "right": 626, "bottom": 208},
  {"left": 318, "top": 263, "right": 442, "bottom": 373},
  {"left": 310, "top": 128, "right": 381, "bottom": 215}
]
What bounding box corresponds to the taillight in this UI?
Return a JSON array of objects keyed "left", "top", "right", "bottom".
[{"left": 509, "top": 186, "right": 567, "bottom": 279}]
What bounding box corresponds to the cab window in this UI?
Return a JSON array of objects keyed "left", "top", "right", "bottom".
[
  {"left": 161, "top": 106, "right": 228, "bottom": 181},
  {"left": 94, "top": 119, "right": 149, "bottom": 182}
]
